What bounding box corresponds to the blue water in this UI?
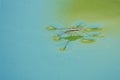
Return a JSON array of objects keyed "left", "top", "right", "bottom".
[{"left": 1, "top": 0, "right": 120, "bottom": 80}]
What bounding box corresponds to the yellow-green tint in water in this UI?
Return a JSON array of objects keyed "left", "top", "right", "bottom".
[{"left": 55, "top": 0, "right": 120, "bottom": 38}]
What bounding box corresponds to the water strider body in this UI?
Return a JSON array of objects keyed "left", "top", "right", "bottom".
[{"left": 64, "top": 27, "right": 83, "bottom": 33}]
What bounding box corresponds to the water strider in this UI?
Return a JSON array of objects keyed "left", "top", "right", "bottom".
[{"left": 46, "top": 21, "right": 104, "bottom": 51}]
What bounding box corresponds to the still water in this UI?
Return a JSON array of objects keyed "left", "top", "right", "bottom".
[{"left": 1, "top": 0, "right": 120, "bottom": 80}]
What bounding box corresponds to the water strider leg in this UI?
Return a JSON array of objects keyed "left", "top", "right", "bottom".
[{"left": 59, "top": 40, "right": 70, "bottom": 51}]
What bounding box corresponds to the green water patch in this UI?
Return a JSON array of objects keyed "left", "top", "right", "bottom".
[{"left": 53, "top": 0, "right": 120, "bottom": 37}]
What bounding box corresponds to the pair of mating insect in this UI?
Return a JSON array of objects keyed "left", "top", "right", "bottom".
[{"left": 46, "top": 22, "right": 104, "bottom": 51}]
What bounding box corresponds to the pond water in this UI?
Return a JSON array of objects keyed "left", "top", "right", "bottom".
[{"left": 1, "top": 0, "right": 120, "bottom": 80}]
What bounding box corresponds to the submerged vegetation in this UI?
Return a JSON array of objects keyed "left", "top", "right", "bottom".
[{"left": 46, "top": 21, "right": 104, "bottom": 51}]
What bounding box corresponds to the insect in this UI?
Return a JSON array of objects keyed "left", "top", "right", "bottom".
[{"left": 46, "top": 21, "right": 104, "bottom": 51}]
